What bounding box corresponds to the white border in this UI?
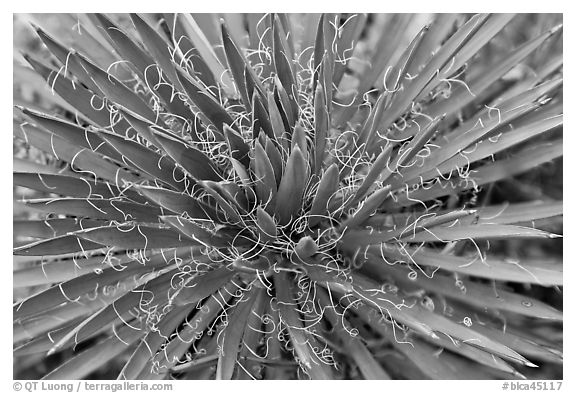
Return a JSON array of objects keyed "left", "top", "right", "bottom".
[{"left": 3, "top": 3, "right": 570, "bottom": 391}]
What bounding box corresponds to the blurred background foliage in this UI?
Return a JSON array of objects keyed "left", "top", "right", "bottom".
[{"left": 13, "top": 13, "right": 562, "bottom": 380}]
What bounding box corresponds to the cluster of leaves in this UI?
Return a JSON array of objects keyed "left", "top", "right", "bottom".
[{"left": 13, "top": 13, "right": 562, "bottom": 380}]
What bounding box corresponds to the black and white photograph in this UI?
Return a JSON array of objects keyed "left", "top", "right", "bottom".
[{"left": 10, "top": 8, "right": 565, "bottom": 387}]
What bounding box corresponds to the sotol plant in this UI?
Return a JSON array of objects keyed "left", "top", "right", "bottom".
[{"left": 13, "top": 13, "right": 563, "bottom": 380}]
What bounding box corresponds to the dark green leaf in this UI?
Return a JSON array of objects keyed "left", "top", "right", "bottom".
[
  {"left": 75, "top": 224, "right": 198, "bottom": 250},
  {"left": 216, "top": 287, "right": 260, "bottom": 379},
  {"left": 275, "top": 146, "right": 308, "bottom": 225},
  {"left": 171, "top": 266, "right": 235, "bottom": 306}
]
